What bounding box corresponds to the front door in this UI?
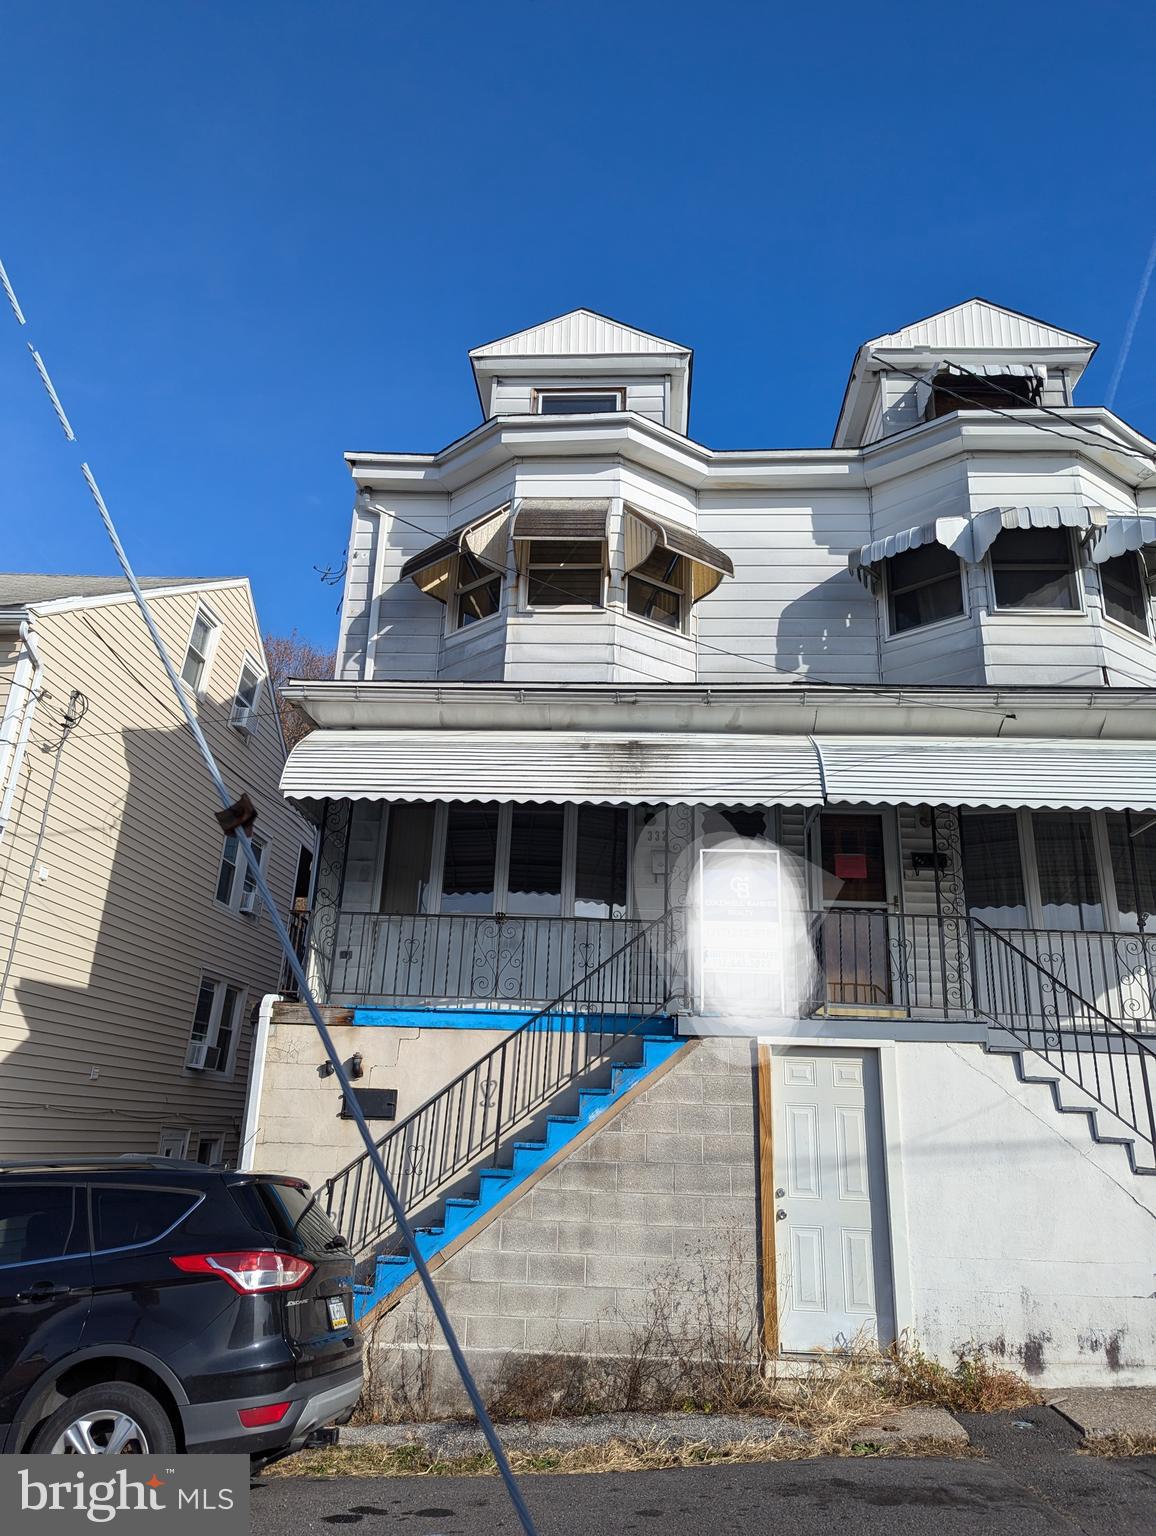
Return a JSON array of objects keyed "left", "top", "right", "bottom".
[
  {"left": 772, "top": 1048, "right": 895, "bottom": 1352},
  {"left": 815, "top": 811, "right": 898, "bottom": 1010}
]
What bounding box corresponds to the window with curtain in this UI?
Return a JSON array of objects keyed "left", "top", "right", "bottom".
[
  {"left": 1099, "top": 552, "right": 1149, "bottom": 635},
  {"left": 1032, "top": 811, "right": 1104, "bottom": 931},
  {"left": 574, "top": 806, "right": 630, "bottom": 918},
  {"left": 1106, "top": 811, "right": 1156, "bottom": 929},
  {"left": 506, "top": 807, "right": 565, "bottom": 916},
  {"left": 439, "top": 804, "right": 500, "bottom": 914},
  {"left": 989, "top": 527, "right": 1078, "bottom": 610},
  {"left": 886, "top": 544, "right": 965, "bottom": 633},
  {"left": 960, "top": 812, "right": 1029, "bottom": 928},
  {"left": 379, "top": 804, "right": 436, "bottom": 914}
]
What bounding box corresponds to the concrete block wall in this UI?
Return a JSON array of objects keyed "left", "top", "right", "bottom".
[{"left": 368, "top": 1036, "right": 762, "bottom": 1409}]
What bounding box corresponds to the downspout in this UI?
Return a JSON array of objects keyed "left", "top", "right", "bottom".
[{"left": 0, "top": 618, "right": 44, "bottom": 842}]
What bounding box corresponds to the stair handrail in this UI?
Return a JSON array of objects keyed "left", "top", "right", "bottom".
[
  {"left": 968, "top": 914, "right": 1156, "bottom": 1156},
  {"left": 322, "top": 909, "right": 677, "bottom": 1250}
]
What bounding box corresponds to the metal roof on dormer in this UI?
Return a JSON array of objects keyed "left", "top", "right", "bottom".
[
  {"left": 865, "top": 298, "right": 1096, "bottom": 353},
  {"left": 469, "top": 309, "right": 690, "bottom": 359}
]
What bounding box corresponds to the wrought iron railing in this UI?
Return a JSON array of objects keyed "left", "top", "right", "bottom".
[
  {"left": 324, "top": 911, "right": 649, "bottom": 1009},
  {"left": 323, "top": 912, "right": 676, "bottom": 1254}
]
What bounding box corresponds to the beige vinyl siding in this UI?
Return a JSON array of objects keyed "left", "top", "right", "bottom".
[{"left": 0, "top": 582, "right": 307, "bottom": 1161}]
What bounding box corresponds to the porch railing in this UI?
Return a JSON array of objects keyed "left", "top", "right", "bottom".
[{"left": 322, "top": 911, "right": 676, "bottom": 1255}]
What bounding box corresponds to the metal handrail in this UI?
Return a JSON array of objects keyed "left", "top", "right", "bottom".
[{"left": 323, "top": 911, "right": 676, "bottom": 1253}]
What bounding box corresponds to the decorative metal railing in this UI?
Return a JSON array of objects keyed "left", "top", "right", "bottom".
[{"left": 322, "top": 912, "right": 676, "bottom": 1254}]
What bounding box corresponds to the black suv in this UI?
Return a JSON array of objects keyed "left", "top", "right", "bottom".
[{"left": 0, "top": 1159, "right": 361, "bottom": 1458}]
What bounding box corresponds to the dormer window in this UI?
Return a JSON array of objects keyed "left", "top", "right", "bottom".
[
  {"left": 453, "top": 551, "right": 503, "bottom": 629},
  {"left": 535, "top": 389, "right": 625, "bottom": 415},
  {"left": 929, "top": 368, "right": 1040, "bottom": 419},
  {"left": 627, "top": 547, "right": 685, "bottom": 630}
]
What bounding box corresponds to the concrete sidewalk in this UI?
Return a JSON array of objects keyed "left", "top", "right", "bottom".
[{"left": 1048, "top": 1388, "right": 1156, "bottom": 1439}]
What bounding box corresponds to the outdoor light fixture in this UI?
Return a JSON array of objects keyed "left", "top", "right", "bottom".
[{"left": 350, "top": 1052, "right": 365, "bottom": 1080}]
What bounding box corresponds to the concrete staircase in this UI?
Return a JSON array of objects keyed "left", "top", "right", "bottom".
[{"left": 354, "top": 1024, "right": 685, "bottom": 1318}]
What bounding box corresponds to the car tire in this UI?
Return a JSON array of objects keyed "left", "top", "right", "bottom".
[{"left": 29, "top": 1382, "right": 177, "bottom": 1455}]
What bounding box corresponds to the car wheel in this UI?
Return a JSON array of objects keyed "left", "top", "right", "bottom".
[{"left": 29, "top": 1383, "right": 177, "bottom": 1455}]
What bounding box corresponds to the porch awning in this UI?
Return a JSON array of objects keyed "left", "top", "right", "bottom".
[
  {"left": 814, "top": 736, "right": 1156, "bottom": 811},
  {"left": 399, "top": 505, "right": 511, "bottom": 600},
  {"left": 1089, "top": 515, "right": 1156, "bottom": 564},
  {"left": 624, "top": 507, "right": 734, "bottom": 604},
  {"left": 280, "top": 730, "right": 825, "bottom": 806},
  {"left": 849, "top": 505, "right": 1107, "bottom": 586}
]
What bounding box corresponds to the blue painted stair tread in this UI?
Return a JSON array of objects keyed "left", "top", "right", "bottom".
[{"left": 353, "top": 1024, "right": 683, "bottom": 1317}]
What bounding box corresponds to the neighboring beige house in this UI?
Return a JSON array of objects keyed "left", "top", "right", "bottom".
[{"left": 0, "top": 575, "right": 313, "bottom": 1163}]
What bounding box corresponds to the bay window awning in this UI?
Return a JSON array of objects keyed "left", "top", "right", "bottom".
[
  {"left": 511, "top": 499, "right": 611, "bottom": 541},
  {"left": 624, "top": 507, "right": 734, "bottom": 603},
  {"left": 1089, "top": 515, "right": 1156, "bottom": 564},
  {"left": 281, "top": 729, "right": 825, "bottom": 806},
  {"left": 399, "top": 505, "right": 511, "bottom": 601},
  {"left": 814, "top": 736, "right": 1156, "bottom": 811},
  {"left": 850, "top": 504, "right": 1108, "bottom": 586},
  {"left": 281, "top": 729, "right": 1156, "bottom": 812}
]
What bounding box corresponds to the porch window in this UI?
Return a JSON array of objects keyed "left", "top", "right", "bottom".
[
  {"left": 1032, "top": 812, "right": 1105, "bottom": 931},
  {"left": 886, "top": 544, "right": 965, "bottom": 633},
  {"left": 452, "top": 551, "right": 503, "bottom": 629},
  {"left": 960, "top": 812, "right": 1029, "bottom": 928},
  {"left": 626, "top": 548, "right": 685, "bottom": 631},
  {"left": 525, "top": 540, "right": 605, "bottom": 607},
  {"left": 1099, "top": 552, "right": 1149, "bottom": 635},
  {"left": 506, "top": 807, "right": 565, "bottom": 915},
  {"left": 439, "top": 804, "right": 500, "bottom": 914},
  {"left": 989, "top": 527, "right": 1078, "bottom": 611},
  {"left": 379, "top": 803, "right": 436, "bottom": 914},
  {"left": 1106, "top": 812, "right": 1156, "bottom": 929},
  {"left": 574, "top": 806, "right": 630, "bottom": 918}
]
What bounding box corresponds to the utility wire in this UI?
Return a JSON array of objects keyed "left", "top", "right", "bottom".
[{"left": 0, "top": 256, "right": 541, "bottom": 1536}]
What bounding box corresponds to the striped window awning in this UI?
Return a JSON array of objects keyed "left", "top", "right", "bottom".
[
  {"left": 281, "top": 730, "right": 1156, "bottom": 813},
  {"left": 399, "top": 505, "right": 511, "bottom": 601},
  {"left": 624, "top": 507, "right": 734, "bottom": 604},
  {"left": 850, "top": 505, "right": 1107, "bottom": 587},
  {"left": 1089, "top": 515, "right": 1156, "bottom": 564},
  {"left": 511, "top": 499, "right": 611, "bottom": 541}
]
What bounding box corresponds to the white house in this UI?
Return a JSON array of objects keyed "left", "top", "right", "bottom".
[{"left": 248, "top": 301, "right": 1156, "bottom": 1394}]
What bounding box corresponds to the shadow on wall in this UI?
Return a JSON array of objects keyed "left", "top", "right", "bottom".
[
  {"left": 772, "top": 567, "right": 878, "bottom": 682},
  {"left": 1, "top": 710, "right": 276, "bottom": 1162}
]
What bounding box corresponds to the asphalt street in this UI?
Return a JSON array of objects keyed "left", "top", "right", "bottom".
[{"left": 250, "top": 1407, "right": 1156, "bottom": 1535}]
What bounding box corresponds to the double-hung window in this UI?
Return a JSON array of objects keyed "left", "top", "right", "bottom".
[
  {"left": 231, "top": 657, "right": 265, "bottom": 730},
  {"left": 525, "top": 540, "right": 604, "bottom": 608},
  {"left": 1099, "top": 552, "right": 1150, "bottom": 635},
  {"left": 960, "top": 809, "right": 1105, "bottom": 932},
  {"left": 626, "top": 548, "right": 685, "bottom": 631},
  {"left": 215, "top": 831, "right": 267, "bottom": 914},
  {"left": 180, "top": 605, "right": 218, "bottom": 692},
  {"left": 452, "top": 552, "right": 503, "bottom": 630},
  {"left": 886, "top": 545, "right": 966, "bottom": 633},
  {"left": 989, "top": 528, "right": 1078, "bottom": 611},
  {"left": 185, "top": 979, "right": 245, "bottom": 1074}
]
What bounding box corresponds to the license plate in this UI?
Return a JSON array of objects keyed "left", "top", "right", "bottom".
[{"left": 326, "top": 1297, "right": 349, "bottom": 1329}]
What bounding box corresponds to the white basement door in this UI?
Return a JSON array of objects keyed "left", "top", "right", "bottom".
[{"left": 772, "top": 1048, "right": 895, "bottom": 1352}]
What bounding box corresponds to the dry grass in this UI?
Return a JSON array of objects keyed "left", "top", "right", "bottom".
[
  {"left": 267, "top": 1433, "right": 979, "bottom": 1479},
  {"left": 1080, "top": 1433, "right": 1156, "bottom": 1458},
  {"left": 883, "top": 1339, "right": 1041, "bottom": 1415}
]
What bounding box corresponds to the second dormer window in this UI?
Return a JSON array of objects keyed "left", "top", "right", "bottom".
[
  {"left": 526, "top": 540, "right": 605, "bottom": 606},
  {"left": 536, "top": 389, "right": 625, "bottom": 415}
]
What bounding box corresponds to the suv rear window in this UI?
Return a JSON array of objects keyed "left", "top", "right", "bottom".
[
  {"left": 236, "top": 1180, "right": 345, "bottom": 1252},
  {"left": 91, "top": 1187, "right": 201, "bottom": 1251},
  {"left": 0, "top": 1185, "right": 85, "bottom": 1266}
]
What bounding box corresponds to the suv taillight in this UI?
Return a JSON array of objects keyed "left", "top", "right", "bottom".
[{"left": 170, "top": 1250, "right": 314, "bottom": 1293}]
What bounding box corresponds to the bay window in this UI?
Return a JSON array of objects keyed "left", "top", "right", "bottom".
[
  {"left": 452, "top": 551, "right": 503, "bottom": 629},
  {"left": 989, "top": 527, "right": 1078, "bottom": 611},
  {"left": 1099, "top": 552, "right": 1150, "bottom": 635},
  {"left": 626, "top": 548, "right": 685, "bottom": 631},
  {"left": 525, "top": 541, "right": 605, "bottom": 607},
  {"left": 885, "top": 544, "right": 965, "bottom": 633}
]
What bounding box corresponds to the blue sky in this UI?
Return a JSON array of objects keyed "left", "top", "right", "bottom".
[{"left": 1, "top": 2, "right": 1153, "bottom": 648}]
